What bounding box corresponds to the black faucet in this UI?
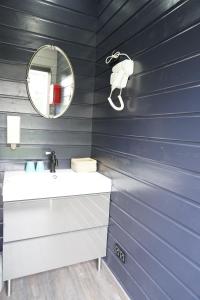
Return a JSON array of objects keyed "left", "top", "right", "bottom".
[{"left": 46, "top": 151, "right": 58, "bottom": 172}]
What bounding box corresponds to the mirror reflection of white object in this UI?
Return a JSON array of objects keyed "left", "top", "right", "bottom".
[
  {"left": 29, "top": 69, "right": 50, "bottom": 117},
  {"left": 60, "top": 74, "right": 74, "bottom": 106},
  {"left": 105, "top": 52, "right": 134, "bottom": 111}
]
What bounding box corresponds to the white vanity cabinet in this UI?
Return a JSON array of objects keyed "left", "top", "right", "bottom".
[{"left": 2, "top": 170, "right": 112, "bottom": 294}]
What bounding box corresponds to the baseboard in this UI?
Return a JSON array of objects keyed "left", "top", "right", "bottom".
[{"left": 102, "top": 260, "right": 130, "bottom": 300}]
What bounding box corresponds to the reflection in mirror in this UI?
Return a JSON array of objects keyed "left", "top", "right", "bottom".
[{"left": 27, "top": 45, "right": 75, "bottom": 118}]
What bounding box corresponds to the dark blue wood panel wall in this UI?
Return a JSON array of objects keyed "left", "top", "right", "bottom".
[
  {"left": 0, "top": 0, "right": 97, "bottom": 251},
  {"left": 92, "top": 0, "right": 200, "bottom": 299}
]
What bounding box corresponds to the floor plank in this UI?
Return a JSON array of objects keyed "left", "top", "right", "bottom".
[{"left": 0, "top": 260, "right": 129, "bottom": 300}]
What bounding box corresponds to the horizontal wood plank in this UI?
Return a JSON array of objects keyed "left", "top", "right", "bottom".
[
  {"left": 0, "top": 6, "right": 96, "bottom": 47},
  {"left": 0, "top": 0, "right": 97, "bottom": 32}
]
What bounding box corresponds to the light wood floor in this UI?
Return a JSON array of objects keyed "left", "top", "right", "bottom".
[{"left": 1, "top": 260, "right": 129, "bottom": 300}]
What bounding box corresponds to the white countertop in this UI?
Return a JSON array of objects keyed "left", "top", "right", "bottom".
[{"left": 3, "top": 169, "right": 112, "bottom": 202}]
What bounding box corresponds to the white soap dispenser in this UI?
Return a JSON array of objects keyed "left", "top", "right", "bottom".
[{"left": 7, "top": 116, "right": 21, "bottom": 150}]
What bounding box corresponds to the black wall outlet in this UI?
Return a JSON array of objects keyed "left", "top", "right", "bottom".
[{"left": 114, "top": 243, "right": 126, "bottom": 264}]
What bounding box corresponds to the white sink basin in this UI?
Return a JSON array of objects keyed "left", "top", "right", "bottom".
[{"left": 3, "top": 169, "right": 112, "bottom": 202}]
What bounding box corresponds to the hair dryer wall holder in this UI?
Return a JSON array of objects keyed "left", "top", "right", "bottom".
[{"left": 105, "top": 51, "right": 134, "bottom": 111}]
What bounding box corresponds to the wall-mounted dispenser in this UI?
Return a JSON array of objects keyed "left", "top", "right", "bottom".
[
  {"left": 105, "top": 51, "right": 134, "bottom": 111},
  {"left": 7, "top": 116, "right": 21, "bottom": 150}
]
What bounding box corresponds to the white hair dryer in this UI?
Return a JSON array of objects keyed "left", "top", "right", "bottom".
[{"left": 105, "top": 51, "right": 134, "bottom": 111}]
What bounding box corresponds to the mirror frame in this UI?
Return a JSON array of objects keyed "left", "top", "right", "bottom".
[{"left": 26, "top": 45, "right": 75, "bottom": 119}]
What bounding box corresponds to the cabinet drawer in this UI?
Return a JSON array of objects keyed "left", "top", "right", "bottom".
[
  {"left": 3, "top": 226, "right": 107, "bottom": 281},
  {"left": 4, "top": 193, "right": 110, "bottom": 242}
]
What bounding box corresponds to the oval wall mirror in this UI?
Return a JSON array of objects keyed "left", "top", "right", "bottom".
[{"left": 26, "top": 45, "right": 75, "bottom": 118}]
